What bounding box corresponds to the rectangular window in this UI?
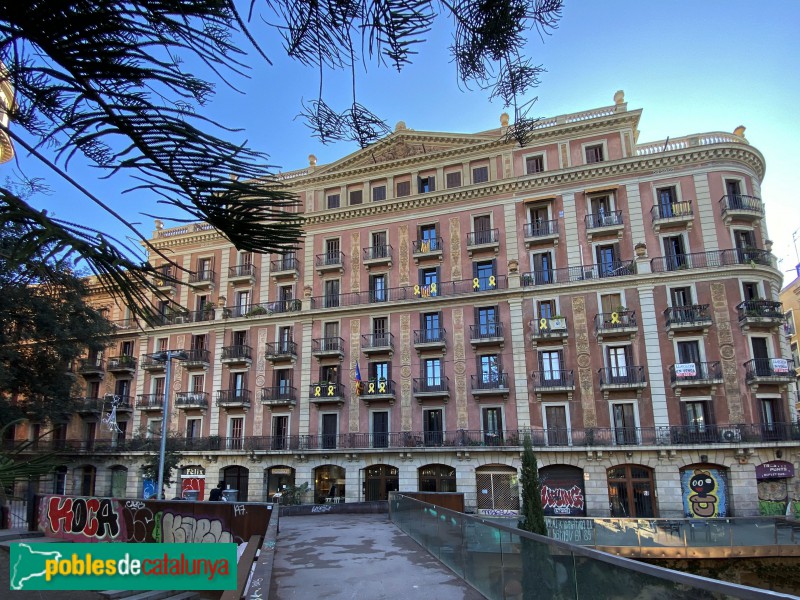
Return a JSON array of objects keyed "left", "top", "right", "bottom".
[
  {"left": 272, "top": 415, "right": 289, "bottom": 450},
  {"left": 418, "top": 267, "right": 439, "bottom": 297},
  {"left": 373, "top": 317, "right": 388, "bottom": 338},
  {"left": 372, "top": 411, "right": 389, "bottom": 448},
  {"left": 147, "top": 418, "right": 162, "bottom": 438},
  {"left": 473, "top": 260, "right": 496, "bottom": 291},
  {"left": 544, "top": 405, "right": 568, "bottom": 446},
  {"left": 612, "top": 403, "right": 637, "bottom": 445},
  {"left": 191, "top": 334, "right": 207, "bottom": 351},
  {"left": 151, "top": 377, "right": 165, "bottom": 398},
  {"left": 596, "top": 243, "right": 621, "bottom": 276},
  {"left": 684, "top": 401, "right": 711, "bottom": 432},
  {"left": 320, "top": 364, "right": 339, "bottom": 383},
  {"left": 677, "top": 340, "right": 701, "bottom": 366},
  {"left": 607, "top": 346, "right": 630, "bottom": 380},
  {"left": 325, "top": 238, "right": 340, "bottom": 256},
  {"left": 239, "top": 251, "right": 253, "bottom": 267},
  {"left": 228, "top": 416, "right": 244, "bottom": 450},
  {"left": 322, "top": 413, "right": 338, "bottom": 450},
  {"left": 191, "top": 374, "right": 204, "bottom": 393},
  {"left": 539, "top": 350, "right": 563, "bottom": 381},
  {"left": 370, "top": 361, "right": 390, "bottom": 381},
  {"left": 396, "top": 180, "right": 411, "bottom": 197},
  {"left": 418, "top": 175, "right": 435, "bottom": 194},
  {"left": 537, "top": 300, "right": 555, "bottom": 319},
  {"left": 371, "top": 231, "right": 388, "bottom": 257},
  {"left": 670, "top": 287, "right": 692, "bottom": 307},
  {"left": 349, "top": 189, "right": 363, "bottom": 205},
  {"left": 476, "top": 306, "right": 498, "bottom": 337},
  {"left": 369, "top": 273, "right": 387, "bottom": 302},
  {"left": 525, "top": 155, "right": 544, "bottom": 174},
  {"left": 421, "top": 312, "right": 441, "bottom": 342},
  {"left": 424, "top": 358, "right": 442, "bottom": 385},
  {"left": 446, "top": 171, "right": 462, "bottom": 189},
  {"left": 472, "top": 166, "right": 489, "bottom": 183},
  {"left": 423, "top": 409, "right": 443, "bottom": 446},
  {"left": 324, "top": 279, "right": 340, "bottom": 308},
  {"left": 372, "top": 185, "right": 387, "bottom": 202},
  {"left": 418, "top": 224, "right": 439, "bottom": 252},
  {"left": 479, "top": 354, "right": 501, "bottom": 384},
  {"left": 274, "top": 369, "right": 292, "bottom": 393},
  {"left": 186, "top": 418, "right": 202, "bottom": 439},
  {"left": 327, "top": 193, "right": 340, "bottom": 209},
  {"left": 585, "top": 144, "right": 604, "bottom": 164}
]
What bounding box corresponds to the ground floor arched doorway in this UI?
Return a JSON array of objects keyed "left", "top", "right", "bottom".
[
  {"left": 364, "top": 464, "right": 399, "bottom": 501},
  {"left": 418, "top": 464, "right": 456, "bottom": 492},
  {"left": 222, "top": 465, "right": 249, "bottom": 501},
  {"left": 476, "top": 465, "right": 519, "bottom": 515},
  {"left": 607, "top": 464, "right": 656, "bottom": 517},
  {"left": 266, "top": 466, "right": 296, "bottom": 501},
  {"left": 539, "top": 464, "right": 586, "bottom": 516},
  {"left": 314, "top": 465, "right": 345, "bottom": 503}
]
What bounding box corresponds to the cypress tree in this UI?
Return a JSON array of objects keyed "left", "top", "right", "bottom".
[{"left": 518, "top": 434, "right": 547, "bottom": 535}]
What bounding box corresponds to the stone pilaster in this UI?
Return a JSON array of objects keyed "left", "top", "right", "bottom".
[
  {"left": 398, "top": 225, "right": 410, "bottom": 287},
  {"left": 349, "top": 319, "right": 361, "bottom": 431},
  {"left": 253, "top": 327, "right": 268, "bottom": 436},
  {"left": 298, "top": 321, "right": 313, "bottom": 435},
  {"left": 400, "top": 314, "right": 412, "bottom": 430},
  {"left": 572, "top": 296, "right": 597, "bottom": 427},
  {"left": 350, "top": 232, "right": 361, "bottom": 293},
  {"left": 711, "top": 282, "right": 744, "bottom": 422},
  {"left": 452, "top": 307, "right": 468, "bottom": 428},
  {"left": 508, "top": 297, "right": 531, "bottom": 428},
  {"left": 449, "top": 217, "right": 462, "bottom": 281}
]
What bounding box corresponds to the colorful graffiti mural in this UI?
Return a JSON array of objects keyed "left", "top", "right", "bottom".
[
  {"left": 36, "top": 495, "right": 271, "bottom": 544},
  {"left": 680, "top": 467, "right": 728, "bottom": 518},
  {"left": 539, "top": 465, "right": 586, "bottom": 516}
]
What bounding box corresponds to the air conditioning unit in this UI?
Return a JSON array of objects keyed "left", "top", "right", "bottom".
[
  {"left": 719, "top": 427, "right": 741, "bottom": 443},
  {"left": 583, "top": 270, "right": 594, "bottom": 280}
]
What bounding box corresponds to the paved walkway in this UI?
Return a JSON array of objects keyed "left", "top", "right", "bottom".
[{"left": 269, "top": 514, "right": 485, "bottom": 600}]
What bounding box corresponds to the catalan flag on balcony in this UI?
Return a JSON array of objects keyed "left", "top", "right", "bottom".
[{"left": 355, "top": 361, "right": 363, "bottom": 394}]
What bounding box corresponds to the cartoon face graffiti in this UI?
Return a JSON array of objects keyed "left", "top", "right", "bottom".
[{"left": 688, "top": 470, "right": 718, "bottom": 517}]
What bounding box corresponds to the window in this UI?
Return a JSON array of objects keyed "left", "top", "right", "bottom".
[
  {"left": 656, "top": 186, "right": 679, "bottom": 218},
  {"left": 446, "top": 171, "right": 462, "bottom": 189},
  {"left": 324, "top": 321, "right": 339, "bottom": 341},
  {"left": 186, "top": 418, "right": 202, "bottom": 439},
  {"left": 115, "top": 378, "right": 130, "bottom": 399},
  {"left": 279, "top": 284, "right": 293, "bottom": 305},
  {"left": 478, "top": 354, "right": 501, "bottom": 384},
  {"left": 369, "top": 273, "right": 387, "bottom": 302},
  {"left": 742, "top": 282, "right": 760, "bottom": 301},
  {"left": 792, "top": 342, "right": 800, "bottom": 367},
  {"left": 684, "top": 401, "right": 711, "bottom": 432},
  {"left": 232, "top": 331, "right": 247, "bottom": 348},
  {"left": 372, "top": 185, "right": 387, "bottom": 202},
  {"left": 239, "top": 251, "right": 253, "bottom": 267},
  {"left": 191, "top": 334, "right": 207, "bottom": 351},
  {"left": 531, "top": 251, "right": 553, "bottom": 285},
  {"left": 371, "top": 231, "right": 388, "bottom": 257},
  {"left": 228, "top": 416, "right": 244, "bottom": 450},
  {"left": 525, "top": 155, "right": 544, "bottom": 174},
  {"left": 422, "top": 312, "right": 441, "bottom": 342},
  {"left": 418, "top": 224, "right": 439, "bottom": 252},
  {"left": 147, "top": 418, "right": 162, "bottom": 438},
  {"left": 88, "top": 381, "right": 100, "bottom": 399},
  {"left": 156, "top": 337, "right": 168, "bottom": 352},
  {"left": 482, "top": 407, "right": 503, "bottom": 444},
  {"left": 230, "top": 371, "right": 246, "bottom": 394},
  {"left": 473, "top": 260, "right": 496, "bottom": 291},
  {"left": 396, "top": 180, "right": 411, "bottom": 197},
  {"left": 121, "top": 340, "right": 134, "bottom": 356},
  {"left": 725, "top": 178, "right": 742, "bottom": 198},
  {"left": 349, "top": 189, "right": 363, "bottom": 205},
  {"left": 611, "top": 403, "right": 638, "bottom": 445},
  {"left": 589, "top": 194, "right": 612, "bottom": 223},
  {"left": 372, "top": 412, "right": 389, "bottom": 449},
  {"left": 670, "top": 287, "right": 692, "bottom": 307},
  {"left": 324, "top": 279, "right": 340, "bottom": 308},
  {"left": 236, "top": 290, "right": 250, "bottom": 316},
  {"left": 760, "top": 398, "right": 783, "bottom": 439},
  {"left": 418, "top": 267, "right": 439, "bottom": 297},
  {"left": 325, "top": 238, "right": 340, "bottom": 258},
  {"left": 191, "top": 374, "right": 204, "bottom": 393},
  {"left": 327, "top": 193, "right": 340, "bottom": 209},
  {"left": 595, "top": 243, "right": 620, "bottom": 276},
  {"left": 274, "top": 369, "right": 292, "bottom": 395},
  {"left": 663, "top": 235, "right": 687, "bottom": 270},
  {"left": 537, "top": 300, "right": 555, "bottom": 319},
  {"left": 585, "top": 144, "right": 604, "bottom": 164},
  {"left": 676, "top": 340, "right": 701, "bottom": 367},
  {"left": 197, "top": 257, "right": 212, "bottom": 278},
  {"left": 278, "top": 326, "right": 293, "bottom": 352},
  {"left": 539, "top": 350, "right": 563, "bottom": 381},
  {"left": 607, "top": 345, "right": 630, "bottom": 380},
  {"left": 372, "top": 317, "right": 388, "bottom": 344},
  {"left": 370, "top": 360, "right": 390, "bottom": 382},
  {"left": 423, "top": 410, "right": 443, "bottom": 446},
  {"left": 321, "top": 413, "right": 338, "bottom": 450},
  {"left": 528, "top": 204, "right": 551, "bottom": 234},
  {"left": 544, "top": 405, "right": 568, "bottom": 446},
  {"left": 471, "top": 165, "right": 488, "bottom": 183},
  {"left": 272, "top": 415, "right": 289, "bottom": 450},
  {"left": 320, "top": 364, "right": 339, "bottom": 384},
  {"left": 476, "top": 306, "right": 497, "bottom": 336},
  {"left": 418, "top": 175, "right": 435, "bottom": 193},
  {"left": 424, "top": 358, "right": 442, "bottom": 385}
]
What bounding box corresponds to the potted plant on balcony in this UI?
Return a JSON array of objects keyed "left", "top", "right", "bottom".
[
  {"left": 634, "top": 242, "right": 647, "bottom": 258},
  {"left": 246, "top": 305, "right": 267, "bottom": 317}
]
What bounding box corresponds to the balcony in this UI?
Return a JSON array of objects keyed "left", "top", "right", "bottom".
[
  {"left": 530, "top": 317, "right": 569, "bottom": 347},
  {"left": 531, "top": 370, "right": 575, "bottom": 400},
  {"left": 737, "top": 300, "right": 785, "bottom": 330},
  {"left": 270, "top": 257, "right": 299, "bottom": 279},
  {"left": 413, "top": 377, "right": 451, "bottom": 402},
  {"left": 216, "top": 389, "right": 252, "bottom": 410},
  {"left": 720, "top": 194, "right": 764, "bottom": 224},
  {"left": 651, "top": 201, "right": 693, "bottom": 233},
  {"left": 413, "top": 328, "right": 447, "bottom": 353},
  {"left": 598, "top": 366, "right": 646, "bottom": 397},
  {"left": 669, "top": 362, "right": 723, "bottom": 394},
  {"left": 650, "top": 248, "right": 773, "bottom": 273},
  {"left": 358, "top": 379, "right": 396, "bottom": 404},
  {"left": 77, "top": 358, "right": 105, "bottom": 377},
  {"left": 188, "top": 308, "right": 216, "bottom": 323},
  {"left": 228, "top": 263, "right": 257, "bottom": 285},
  {"left": 309, "top": 382, "right": 345, "bottom": 406},
  {"left": 412, "top": 237, "right": 443, "bottom": 263},
  {"left": 362, "top": 333, "right": 394, "bottom": 355},
  {"left": 466, "top": 228, "right": 500, "bottom": 256},
  {"left": 469, "top": 323, "right": 505, "bottom": 348},
  {"left": 188, "top": 269, "right": 215, "bottom": 290},
  {"left": 141, "top": 354, "right": 167, "bottom": 372},
  {"left": 311, "top": 337, "right": 345, "bottom": 360},
  {"left": 523, "top": 220, "right": 559, "bottom": 247},
  {"left": 363, "top": 245, "right": 393, "bottom": 270},
  {"left": 585, "top": 211, "right": 624, "bottom": 240},
  {"left": 153, "top": 270, "right": 178, "bottom": 294},
  {"left": 174, "top": 392, "right": 209, "bottom": 410},
  {"left": 744, "top": 358, "right": 795, "bottom": 387},
  {"left": 258, "top": 386, "right": 296, "bottom": 410},
  {"left": 75, "top": 397, "right": 104, "bottom": 414},
  {"left": 221, "top": 344, "right": 253, "bottom": 366},
  {"left": 664, "top": 304, "right": 712, "bottom": 336},
  {"left": 227, "top": 300, "right": 300, "bottom": 318},
  {"left": 112, "top": 318, "right": 139, "bottom": 331},
  {"left": 471, "top": 373, "right": 510, "bottom": 398},
  {"left": 107, "top": 355, "right": 137, "bottom": 374},
  {"left": 137, "top": 394, "right": 163, "bottom": 411},
  {"left": 522, "top": 260, "right": 636, "bottom": 286},
  {"left": 594, "top": 311, "right": 638, "bottom": 340},
  {"left": 315, "top": 251, "right": 345, "bottom": 274},
  {"left": 265, "top": 340, "right": 297, "bottom": 363},
  {"left": 183, "top": 348, "right": 211, "bottom": 369}
]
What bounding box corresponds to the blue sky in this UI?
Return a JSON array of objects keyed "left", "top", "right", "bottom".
[{"left": 8, "top": 1, "right": 800, "bottom": 282}]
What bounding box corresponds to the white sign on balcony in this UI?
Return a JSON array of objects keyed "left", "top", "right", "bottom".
[
  {"left": 674, "top": 363, "right": 697, "bottom": 378},
  {"left": 773, "top": 359, "right": 789, "bottom": 373}
]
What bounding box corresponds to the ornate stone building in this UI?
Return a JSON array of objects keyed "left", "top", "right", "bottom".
[{"left": 16, "top": 92, "right": 799, "bottom": 517}]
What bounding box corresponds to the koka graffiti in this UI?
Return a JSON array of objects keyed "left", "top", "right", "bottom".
[{"left": 37, "top": 495, "right": 271, "bottom": 543}]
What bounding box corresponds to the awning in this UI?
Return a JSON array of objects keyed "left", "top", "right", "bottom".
[{"left": 583, "top": 184, "right": 620, "bottom": 195}]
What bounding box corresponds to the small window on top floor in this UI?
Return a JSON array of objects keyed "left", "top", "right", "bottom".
[
  {"left": 396, "top": 180, "right": 411, "bottom": 197},
  {"left": 472, "top": 166, "right": 489, "bottom": 184},
  {"left": 372, "top": 185, "right": 387, "bottom": 202},
  {"left": 585, "top": 144, "right": 604, "bottom": 164},
  {"left": 418, "top": 176, "right": 435, "bottom": 194},
  {"left": 349, "top": 190, "right": 363, "bottom": 205},
  {"left": 445, "top": 171, "right": 461, "bottom": 189},
  {"left": 525, "top": 155, "right": 544, "bottom": 174},
  {"left": 327, "top": 193, "right": 340, "bottom": 209}
]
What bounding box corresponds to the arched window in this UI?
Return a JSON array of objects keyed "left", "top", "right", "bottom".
[
  {"left": 314, "top": 465, "right": 345, "bottom": 504},
  {"left": 53, "top": 466, "right": 68, "bottom": 495},
  {"left": 364, "top": 464, "right": 398, "bottom": 501},
  {"left": 539, "top": 465, "right": 585, "bottom": 516},
  {"left": 266, "top": 466, "right": 296, "bottom": 501},
  {"left": 109, "top": 465, "right": 128, "bottom": 498},
  {"left": 607, "top": 465, "right": 656, "bottom": 518},
  {"left": 80, "top": 465, "right": 96, "bottom": 496},
  {"left": 418, "top": 464, "right": 456, "bottom": 492},
  {"left": 476, "top": 465, "right": 519, "bottom": 513}
]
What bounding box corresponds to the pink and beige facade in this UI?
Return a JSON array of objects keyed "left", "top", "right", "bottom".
[{"left": 19, "top": 92, "right": 800, "bottom": 517}]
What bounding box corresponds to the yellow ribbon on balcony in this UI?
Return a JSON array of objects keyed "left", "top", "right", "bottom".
[
  {"left": 473, "top": 278, "right": 480, "bottom": 289},
  {"left": 378, "top": 380, "right": 387, "bottom": 393},
  {"left": 610, "top": 312, "right": 620, "bottom": 325},
  {"left": 413, "top": 285, "right": 420, "bottom": 296},
  {"left": 368, "top": 382, "right": 376, "bottom": 393},
  {"left": 489, "top": 275, "right": 496, "bottom": 287},
  {"left": 327, "top": 385, "right": 335, "bottom": 397},
  {"left": 540, "top": 317, "right": 548, "bottom": 330},
  {"left": 314, "top": 386, "right": 321, "bottom": 397}
]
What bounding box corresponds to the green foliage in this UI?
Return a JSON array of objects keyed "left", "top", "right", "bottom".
[
  {"left": 136, "top": 427, "right": 182, "bottom": 488},
  {"left": 0, "top": 228, "right": 114, "bottom": 422},
  {"left": 281, "top": 482, "right": 310, "bottom": 505},
  {"left": 0, "top": 420, "right": 61, "bottom": 492},
  {"left": 518, "top": 434, "right": 547, "bottom": 535}
]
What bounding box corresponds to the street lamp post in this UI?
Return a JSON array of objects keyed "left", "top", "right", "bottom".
[{"left": 155, "top": 350, "right": 188, "bottom": 500}]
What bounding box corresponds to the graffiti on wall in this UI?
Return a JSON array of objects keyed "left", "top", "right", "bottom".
[
  {"left": 37, "top": 495, "right": 270, "bottom": 544},
  {"left": 681, "top": 467, "right": 728, "bottom": 518},
  {"left": 541, "top": 485, "right": 585, "bottom": 515}
]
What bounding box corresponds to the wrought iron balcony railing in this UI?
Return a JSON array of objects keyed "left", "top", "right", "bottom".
[
  {"left": 664, "top": 304, "right": 711, "bottom": 328},
  {"left": 719, "top": 194, "right": 763, "bottom": 215},
  {"left": 216, "top": 389, "right": 252, "bottom": 406},
  {"left": 466, "top": 228, "right": 500, "bottom": 247},
  {"left": 221, "top": 344, "right": 253, "bottom": 362},
  {"left": 668, "top": 361, "right": 723, "bottom": 385},
  {"left": 585, "top": 210, "right": 623, "bottom": 229},
  {"left": 744, "top": 358, "right": 795, "bottom": 382},
  {"left": 531, "top": 370, "right": 575, "bottom": 389},
  {"left": 523, "top": 219, "right": 559, "bottom": 239},
  {"left": 650, "top": 248, "right": 773, "bottom": 272},
  {"left": 522, "top": 261, "right": 636, "bottom": 286},
  {"left": 598, "top": 366, "right": 646, "bottom": 387}
]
